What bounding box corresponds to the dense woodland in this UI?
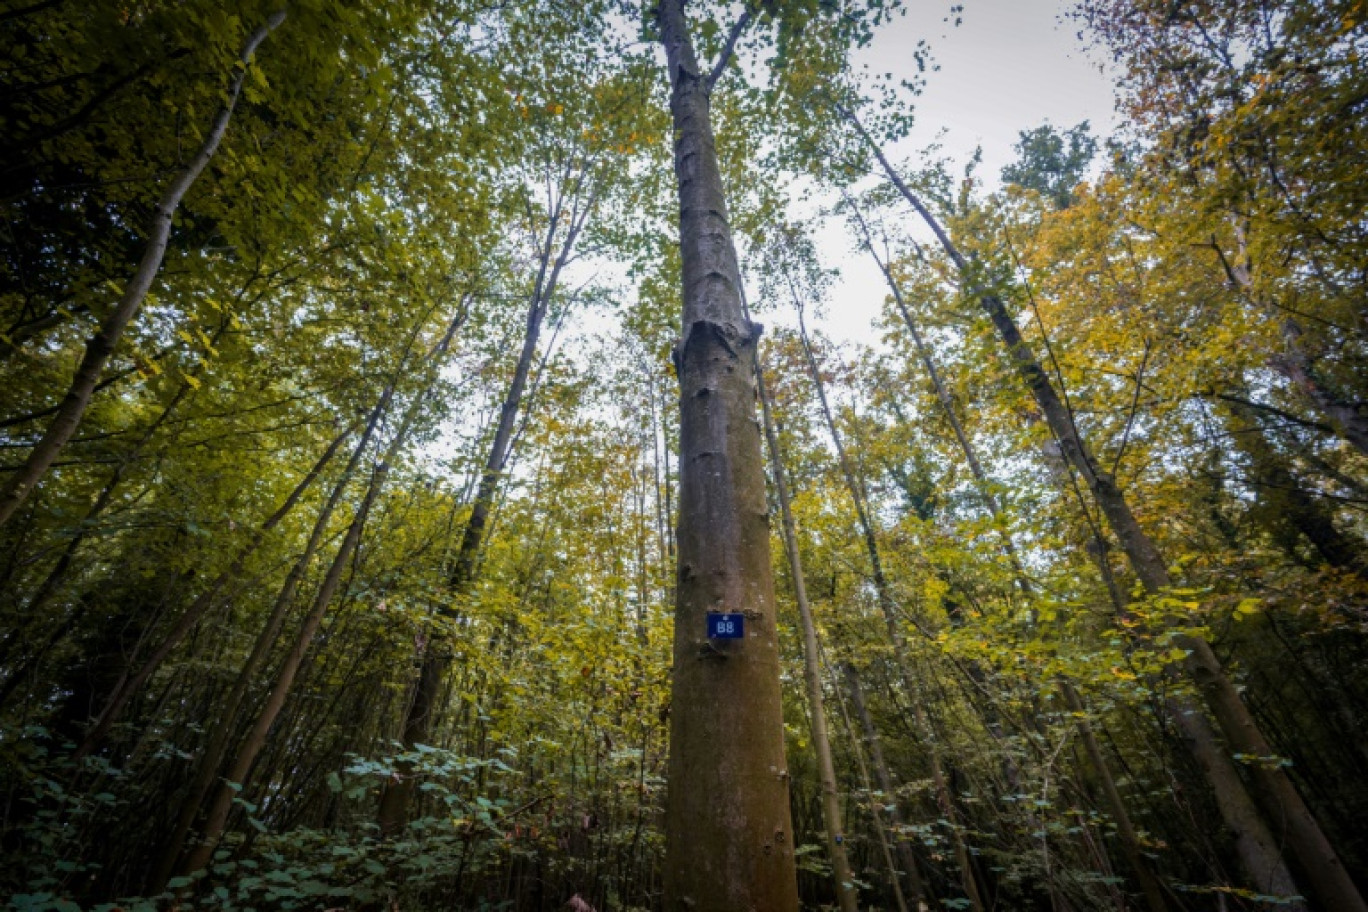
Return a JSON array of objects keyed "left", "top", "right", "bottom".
[{"left": 1, "top": 0, "right": 1366, "bottom": 910}]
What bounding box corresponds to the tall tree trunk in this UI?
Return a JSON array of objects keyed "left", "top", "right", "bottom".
[
  {"left": 654, "top": 2, "right": 799, "bottom": 908},
  {"left": 844, "top": 108, "right": 1362, "bottom": 912},
  {"left": 845, "top": 196, "right": 1171, "bottom": 912},
  {"left": 844, "top": 194, "right": 1030, "bottom": 590},
  {"left": 148, "top": 372, "right": 408, "bottom": 892},
  {"left": 756, "top": 351, "right": 859, "bottom": 912},
  {"left": 0, "top": 10, "right": 287, "bottom": 528},
  {"left": 174, "top": 342, "right": 447, "bottom": 878},
  {"left": 794, "top": 305, "right": 984, "bottom": 912},
  {"left": 377, "top": 202, "right": 587, "bottom": 834}
]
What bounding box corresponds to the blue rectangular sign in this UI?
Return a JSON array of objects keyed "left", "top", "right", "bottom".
[{"left": 707, "top": 612, "right": 744, "bottom": 639}]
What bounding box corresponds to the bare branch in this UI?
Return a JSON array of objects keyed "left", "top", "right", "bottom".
[
  {"left": 1200, "top": 389, "right": 1336, "bottom": 437},
  {"left": 706, "top": 8, "right": 752, "bottom": 92}
]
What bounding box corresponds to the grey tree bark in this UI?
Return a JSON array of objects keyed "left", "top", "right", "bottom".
[{"left": 656, "top": 2, "right": 799, "bottom": 908}]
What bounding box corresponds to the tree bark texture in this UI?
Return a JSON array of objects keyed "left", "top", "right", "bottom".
[{"left": 657, "top": 2, "right": 799, "bottom": 908}]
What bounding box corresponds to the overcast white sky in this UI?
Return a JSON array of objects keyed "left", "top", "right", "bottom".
[
  {"left": 792, "top": 0, "right": 1120, "bottom": 346},
  {"left": 878, "top": 0, "right": 1118, "bottom": 179}
]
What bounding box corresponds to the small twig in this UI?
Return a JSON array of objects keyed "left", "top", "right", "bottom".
[{"left": 1111, "top": 338, "right": 1152, "bottom": 477}]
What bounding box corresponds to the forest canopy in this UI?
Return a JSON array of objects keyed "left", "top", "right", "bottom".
[{"left": 1, "top": 1, "right": 1366, "bottom": 910}]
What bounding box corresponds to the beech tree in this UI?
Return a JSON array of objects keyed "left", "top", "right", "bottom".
[{"left": 2, "top": 1, "right": 1366, "bottom": 910}]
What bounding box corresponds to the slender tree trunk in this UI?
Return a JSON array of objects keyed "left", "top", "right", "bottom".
[
  {"left": 841, "top": 661, "right": 927, "bottom": 910},
  {"left": 845, "top": 108, "right": 1362, "bottom": 912},
  {"left": 0, "top": 10, "right": 287, "bottom": 528},
  {"left": 654, "top": 2, "right": 799, "bottom": 907},
  {"left": 845, "top": 196, "right": 1171, "bottom": 911},
  {"left": 148, "top": 390, "right": 394, "bottom": 892},
  {"left": 172, "top": 338, "right": 451, "bottom": 877},
  {"left": 844, "top": 194, "right": 1031, "bottom": 590},
  {"left": 756, "top": 352, "right": 859, "bottom": 912},
  {"left": 175, "top": 458, "right": 387, "bottom": 878},
  {"left": 11, "top": 383, "right": 189, "bottom": 614},
  {"left": 978, "top": 230, "right": 1346, "bottom": 912},
  {"left": 1070, "top": 464, "right": 1300, "bottom": 910},
  {"left": 794, "top": 306, "right": 984, "bottom": 912},
  {"left": 1, "top": 315, "right": 234, "bottom": 705},
  {"left": 73, "top": 419, "right": 355, "bottom": 759},
  {"left": 1061, "top": 680, "right": 1172, "bottom": 912},
  {"left": 378, "top": 209, "right": 586, "bottom": 834}
]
